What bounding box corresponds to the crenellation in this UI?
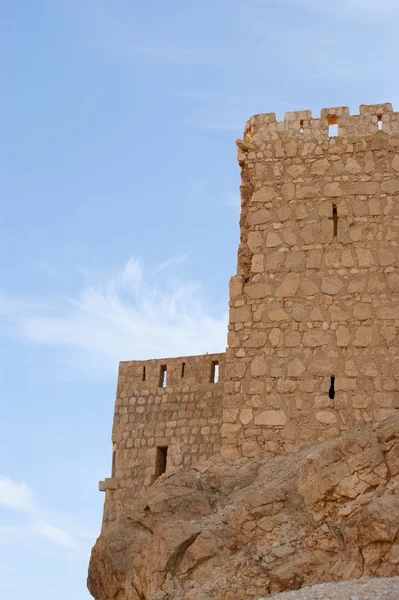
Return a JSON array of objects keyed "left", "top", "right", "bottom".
[{"left": 243, "top": 103, "right": 399, "bottom": 143}]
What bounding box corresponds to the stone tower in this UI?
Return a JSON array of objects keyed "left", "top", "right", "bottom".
[
  {"left": 99, "top": 103, "right": 399, "bottom": 523},
  {"left": 221, "top": 103, "right": 399, "bottom": 459}
]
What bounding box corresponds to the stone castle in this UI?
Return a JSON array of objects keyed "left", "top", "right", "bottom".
[{"left": 99, "top": 103, "right": 399, "bottom": 526}]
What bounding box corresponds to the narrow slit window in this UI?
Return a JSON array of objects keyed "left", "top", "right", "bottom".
[
  {"left": 142, "top": 366, "right": 146, "bottom": 382},
  {"left": 300, "top": 119, "right": 304, "bottom": 134},
  {"left": 159, "top": 365, "right": 167, "bottom": 388},
  {"left": 211, "top": 361, "right": 220, "bottom": 384},
  {"left": 377, "top": 115, "right": 383, "bottom": 131},
  {"left": 155, "top": 446, "right": 168, "bottom": 478},
  {"left": 332, "top": 204, "right": 338, "bottom": 237},
  {"left": 329, "top": 376, "right": 335, "bottom": 400},
  {"left": 328, "top": 115, "right": 339, "bottom": 137},
  {"left": 112, "top": 447, "right": 116, "bottom": 477},
  {"left": 181, "top": 362, "right": 185, "bottom": 378}
]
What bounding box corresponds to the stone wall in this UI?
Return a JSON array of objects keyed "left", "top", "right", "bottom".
[
  {"left": 102, "top": 353, "right": 225, "bottom": 524},
  {"left": 222, "top": 103, "right": 399, "bottom": 458}
]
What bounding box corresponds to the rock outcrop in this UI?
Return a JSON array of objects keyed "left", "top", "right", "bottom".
[
  {"left": 88, "top": 414, "right": 399, "bottom": 600},
  {"left": 267, "top": 577, "right": 399, "bottom": 599}
]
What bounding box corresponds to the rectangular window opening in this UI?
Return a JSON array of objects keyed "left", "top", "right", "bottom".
[
  {"left": 142, "top": 366, "right": 146, "bottom": 382},
  {"left": 181, "top": 362, "right": 185, "bottom": 378},
  {"left": 377, "top": 115, "right": 383, "bottom": 131},
  {"left": 300, "top": 119, "right": 304, "bottom": 134},
  {"left": 328, "top": 115, "right": 339, "bottom": 137},
  {"left": 155, "top": 446, "right": 168, "bottom": 479},
  {"left": 159, "top": 365, "right": 167, "bottom": 388},
  {"left": 329, "top": 376, "right": 335, "bottom": 400},
  {"left": 211, "top": 361, "right": 220, "bottom": 384},
  {"left": 332, "top": 204, "right": 338, "bottom": 237},
  {"left": 112, "top": 447, "right": 116, "bottom": 477}
]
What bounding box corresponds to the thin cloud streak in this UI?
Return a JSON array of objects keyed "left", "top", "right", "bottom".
[
  {"left": 152, "top": 253, "right": 190, "bottom": 274},
  {"left": 1, "top": 257, "right": 228, "bottom": 375},
  {"left": 31, "top": 522, "right": 83, "bottom": 554},
  {"left": 0, "top": 476, "right": 94, "bottom": 558},
  {"left": 0, "top": 477, "right": 35, "bottom": 513}
]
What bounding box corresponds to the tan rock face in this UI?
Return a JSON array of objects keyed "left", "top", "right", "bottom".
[{"left": 88, "top": 416, "right": 399, "bottom": 600}]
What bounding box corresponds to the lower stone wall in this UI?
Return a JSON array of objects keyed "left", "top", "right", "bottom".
[
  {"left": 222, "top": 271, "right": 399, "bottom": 459},
  {"left": 102, "top": 353, "right": 225, "bottom": 525}
]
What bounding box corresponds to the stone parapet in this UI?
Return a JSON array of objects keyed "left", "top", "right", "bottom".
[{"left": 243, "top": 103, "right": 398, "bottom": 143}]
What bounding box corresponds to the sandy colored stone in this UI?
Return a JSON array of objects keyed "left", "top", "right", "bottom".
[
  {"left": 250, "top": 354, "right": 268, "bottom": 377},
  {"left": 247, "top": 208, "right": 271, "bottom": 225},
  {"left": 252, "top": 186, "right": 277, "bottom": 202},
  {"left": 302, "top": 330, "right": 331, "bottom": 348},
  {"left": 239, "top": 409, "right": 253, "bottom": 425},
  {"left": 266, "top": 232, "right": 282, "bottom": 248},
  {"left": 320, "top": 276, "right": 344, "bottom": 295},
  {"left": 324, "top": 182, "right": 342, "bottom": 197},
  {"left": 353, "top": 326, "right": 373, "bottom": 347},
  {"left": 243, "top": 332, "right": 268, "bottom": 348},
  {"left": 254, "top": 410, "right": 288, "bottom": 427},
  {"left": 287, "top": 358, "right": 306, "bottom": 378},
  {"left": 275, "top": 273, "right": 301, "bottom": 298},
  {"left": 315, "top": 411, "right": 337, "bottom": 424},
  {"left": 268, "top": 304, "right": 289, "bottom": 322},
  {"left": 352, "top": 181, "right": 380, "bottom": 195},
  {"left": 336, "top": 325, "right": 351, "bottom": 347}
]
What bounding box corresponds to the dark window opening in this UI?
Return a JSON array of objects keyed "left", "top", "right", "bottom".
[
  {"left": 300, "top": 119, "right": 304, "bottom": 134},
  {"left": 181, "top": 362, "right": 185, "bottom": 378},
  {"left": 328, "top": 115, "right": 339, "bottom": 137},
  {"left": 377, "top": 115, "right": 383, "bottom": 131},
  {"left": 155, "top": 446, "right": 168, "bottom": 478},
  {"left": 142, "top": 366, "right": 146, "bottom": 382},
  {"left": 332, "top": 204, "right": 338, "bottom": 237},
  {"left": 329, "top": 376, "right": 335, "bottom": 400},
  {"left": 159, "top": 365, "right": 167, "bottom": 388},
  {"left": 211, "top": 361, "right": 220, "bottom": 384}
]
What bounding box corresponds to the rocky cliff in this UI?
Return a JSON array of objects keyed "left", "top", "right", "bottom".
[{"left": 88, "top": 414, "right": 399, "bottom": 600}]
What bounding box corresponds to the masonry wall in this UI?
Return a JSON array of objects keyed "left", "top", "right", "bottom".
[
  {"left": 103, "top": 353, "right": 225, "bottom": 524},
  {"left": 222, "top": 103, "right": 399, "bottom": 459}
]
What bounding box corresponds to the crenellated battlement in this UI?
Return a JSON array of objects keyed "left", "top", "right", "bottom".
[
  {"left": 117, "top": 352, "right": 225, "bottom": 396},
  {"left": 244, "top": 103, "right": 399, "bottom": 142}
]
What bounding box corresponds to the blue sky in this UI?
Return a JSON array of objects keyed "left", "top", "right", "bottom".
[{"left": 1, "top": 1, "right": 399, "bottom": 598}]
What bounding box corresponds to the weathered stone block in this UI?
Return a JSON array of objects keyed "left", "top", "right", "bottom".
[
  {"left": 254, "top": 410, "right": 287, "bottom": 427},
  {"left": 320, "top": 276, "right": 344, "bottom": 295},
  {"left": 287, "top": 358, "right": 306, "bottom": 378},
  {"left": 303, "top": 330, "right": 331, "bottom": 348},
  {"left": 275, "top": 273, "right": 301, "bottom": 297},
  {"left": 353, "top": 326, "right": 373, "bottom": 347},
  {"left": 315, "top": 412, "right": 338, "bottom": 425},
  {"left": 250, "top": 354, "right": 268, "bottom": 377}
]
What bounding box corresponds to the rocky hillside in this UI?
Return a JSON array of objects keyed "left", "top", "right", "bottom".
[{"left": 88, "top": 414, "right": 399, "bottom": 600}]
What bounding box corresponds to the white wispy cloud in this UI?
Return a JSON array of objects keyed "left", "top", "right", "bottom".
[
  {"left": 0, "top": 477, "right": 35, "bottom": 513},
  {"left": 31, "top": 522, "right": 82, "bottom": 553},
  {"left": 152, "top": 253, "right": 190, "bottom": 274},
  {"left": 0, "top": 476, "right": 94, "bottom": 558},
  {"left": 1, "top": 257, "right": 228, "bottom": 377}
]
